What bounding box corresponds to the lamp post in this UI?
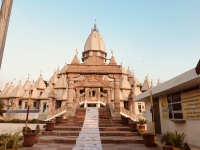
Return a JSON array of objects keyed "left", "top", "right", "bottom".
[{"left": 25, "top": 89, "right": 33, "bottom": 133}]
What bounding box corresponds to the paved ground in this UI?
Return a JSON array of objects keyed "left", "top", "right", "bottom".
[{"left": 21, "top": 143, "right": 158, "bottom": 150}]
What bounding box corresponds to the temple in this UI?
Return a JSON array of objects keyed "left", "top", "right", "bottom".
[{"left": 0, "top": 24, "right": 161, "bottom": 121}]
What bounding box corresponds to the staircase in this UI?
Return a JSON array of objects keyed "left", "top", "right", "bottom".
[{"left": 33, "top": 107, "right": 150, "bottom": 149}]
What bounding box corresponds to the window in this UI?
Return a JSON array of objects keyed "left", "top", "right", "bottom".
[
  {"left": 92, "top": 91, "right": 95, "bottom": 97},
  {"left": 124, "top": 101, "right": 128, "bottom": 110},
  {"left": 34, "top": 102, "right": 37, "bottom": 107},
  {"left": 24, "top": 102, "right": 28, "bottom": 109},
  {"left": 18, "top": 101, "right": 22, "bottom": 105},
  {"left": 138, "top": 103, "right": 142, "bottom": 113},
  {"left": 167, "top": 93, "right": 183, "bottom": 119}
]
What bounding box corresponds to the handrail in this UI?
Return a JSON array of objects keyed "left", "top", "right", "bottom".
[
  {"left": 46, "top": 105, "right": 67, "bottom": 120},
  {"left": 120, "top": 106, "right": 138, "bottom": 121}
]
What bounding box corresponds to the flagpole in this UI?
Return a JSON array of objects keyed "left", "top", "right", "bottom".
[{"left": 25, "top": 89, "right": 33, "bottom": 133}]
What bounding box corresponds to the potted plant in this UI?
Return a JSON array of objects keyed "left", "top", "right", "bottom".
[
  {"left": 142, "top": 133, "right": 155, "bottom": 147},
  {"left": 0, "top": 131, "right": 21, "bottom": 150},
  {"left": 138, "top": 118, "right": 147, "bottom": 131},
  {"left": 46, "top": 121, "right": 55, "bottom": 131},
  {"left": 22, "top": 126, "right": 37, "bottom": 147},
  {"left": 128, "top": 121, "right": 137, "bottom": 132},
  {"left": 121, "top": 116, "right": 129, "bottom": 124},
  {"left": 56, "top": 116, "right": 63, "bottom": 124},
  {"left": 161, "top": 131, "right": 173, "bottom": 150},
  {"left": 168, "top": 131, "right": 186, "bottom": 150}
]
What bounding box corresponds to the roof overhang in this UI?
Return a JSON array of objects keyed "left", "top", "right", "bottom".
[
  {"left": 134, "top": 68, "right": 200, "bottom": 102},
  {"left": 66, "top": 65, "right": 122, "bottom": 74}
]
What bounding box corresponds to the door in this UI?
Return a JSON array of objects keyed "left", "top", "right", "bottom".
[
  {"left": 43, "top": 102, "right": 47, "bottom": 112},
  {"left": 153, "top": 98, "right": 161, "bottom": 134}
]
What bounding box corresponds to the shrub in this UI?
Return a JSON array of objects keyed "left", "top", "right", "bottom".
[{"left": 0, "top": 130, "right": 21, "bottom": 150}]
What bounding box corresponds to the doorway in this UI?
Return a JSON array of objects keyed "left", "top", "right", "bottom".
[
  {"left": 87, "top": 104, "right": 96, "bottom": 107},
  {"left": 43, "top": 102, "right": 47, "bottom": 112},
  {"left": 56, "top": 101, "right": 62, "bottom": 109},
  {"left": 153, "top": 98, "right": 161, "bottom": 134}
]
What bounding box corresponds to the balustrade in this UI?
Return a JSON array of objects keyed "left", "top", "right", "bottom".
[{"left": 47, "top": 104, "right": 67, "bottom": 119}]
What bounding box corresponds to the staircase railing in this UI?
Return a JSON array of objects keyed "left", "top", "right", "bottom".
[
  {"left": 120, "top": 106, "right": 137, "bottom": 121},
  {"left": 45, "top": 105, "right": 67, "bottom": 121}
]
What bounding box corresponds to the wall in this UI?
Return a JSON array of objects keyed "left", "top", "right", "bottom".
[
  {"left": 5, "top": 113, "right": 38, "bottom": 120},
  {"left": 145, "top": 98, "right": 200, "bottom": 147},
  {"left": 0, "top": 123, "right": 45, "bottom": 135},
  {"left": 158, "top": 100, "right": 200, "bottom": 147}
]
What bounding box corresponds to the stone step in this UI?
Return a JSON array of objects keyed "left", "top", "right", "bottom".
[
  {"left": 36, "top": 135, "right": 144, "bottom": 144},
  {"left": 42, "top": 131, "right": 140, "bottom": 137},
  {"left": 53, "top": 126, "right": 130, "bottom": 131},
  {"left": 55, "top": 123, "right": 128, "bottom": 127}
]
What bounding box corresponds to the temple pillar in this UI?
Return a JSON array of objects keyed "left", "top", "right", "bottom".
[
  {"left": 67, "top": 75, "right": 74, "bottom": 109},
  {"left": 75, "top": 88, "right": 80, "bottom": 103},
  {"left": 108, "top": 74, "right": 121, "bottom": 119},
  {"left": 66, "top": 74, "right": 80, "bottom": 118},
  {"left": 107, "top": 88, "right": 111, "bottom": 103},
  {"left": 114, "top": 75, "right": 120, "bottom": 119}
]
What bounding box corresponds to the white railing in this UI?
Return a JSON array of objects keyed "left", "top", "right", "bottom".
[
  {"left": 79, "top": 97, "right": 107, "bottom": 106},
  {"left": 45, "top": 105, "right": 67, "bottom": 121},
  {"left": 120, "top": 106, "right": 138, "bottom": 121}
]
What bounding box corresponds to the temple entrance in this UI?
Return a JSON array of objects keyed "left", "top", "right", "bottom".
[{"left": 87, "top": 103, "right": 97, "bottom": 107}]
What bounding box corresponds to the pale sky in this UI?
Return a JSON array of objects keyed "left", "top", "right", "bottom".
[{"left": 0, "top": 0, "right": 200, "bottom": 89}]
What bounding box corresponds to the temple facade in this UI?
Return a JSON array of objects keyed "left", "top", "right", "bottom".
[{"left": 0, "top": 24, "right": 160, "bottom": 120}]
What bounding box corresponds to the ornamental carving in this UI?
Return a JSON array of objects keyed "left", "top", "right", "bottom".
[
  {"left": 84, "top": 56, "right": 104, "bottom": 65},
  {"left": 74, "top": 74, "right": 113, "bottom": 88}
]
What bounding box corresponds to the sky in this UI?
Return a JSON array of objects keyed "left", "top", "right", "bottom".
[{"left": 0, "top": 0, "right": 200, "bottom": 89}]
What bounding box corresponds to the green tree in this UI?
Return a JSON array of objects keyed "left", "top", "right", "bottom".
[{"left": 0, "top": 100, "right": 4, "bottom": 116}]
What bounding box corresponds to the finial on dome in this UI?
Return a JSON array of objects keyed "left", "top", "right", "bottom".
[
  {"left": 94, "top": 19, "right": 98, "bottom": 30},
  {"left": 145, "top": 73, "right": 149, "bottom": 80},
  {"left": 40, "top": 71, "right": 42, "bottom": 78},
  {"left": 76, "top": 48, "right": 78, "bottom": 55},
  {"left": 28, "top": 74, "right": 30, "bottom": 80},
  {"left": 111, "top": 49, "right": 113, "bottom": 56},
  {"left": 19, "top": 80, "right": 21, "bottom": 84}
]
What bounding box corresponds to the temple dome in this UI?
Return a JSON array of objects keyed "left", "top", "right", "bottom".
[{"left": 84, "top": 24, "right": 106, "bottom": 52}]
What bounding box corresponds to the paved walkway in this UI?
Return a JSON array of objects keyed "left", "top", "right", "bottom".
[{"left": 72, "top": 107, "right": 102, "bottom": 150}]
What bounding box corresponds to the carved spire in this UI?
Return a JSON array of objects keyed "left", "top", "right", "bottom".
[
  {"left": 71, "top": 55, "right": 79, "bottom": 65},
  {"left": 109, "top": 56, "right": 117, "bottom": 65}
]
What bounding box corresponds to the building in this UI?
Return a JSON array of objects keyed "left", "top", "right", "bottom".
[
  {"left": 0, "top": 24, "right": 155, "bottom": 121},
  {"left": 134, "top": 68, "right": 200, "bottom": 147}
]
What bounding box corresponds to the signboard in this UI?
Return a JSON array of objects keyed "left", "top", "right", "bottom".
[
  {"left": 159, "top": 95, "right": 169, "bottom": 120},
  {"left": 181, "top": 89, "right": 200, "bottom": 119}
]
